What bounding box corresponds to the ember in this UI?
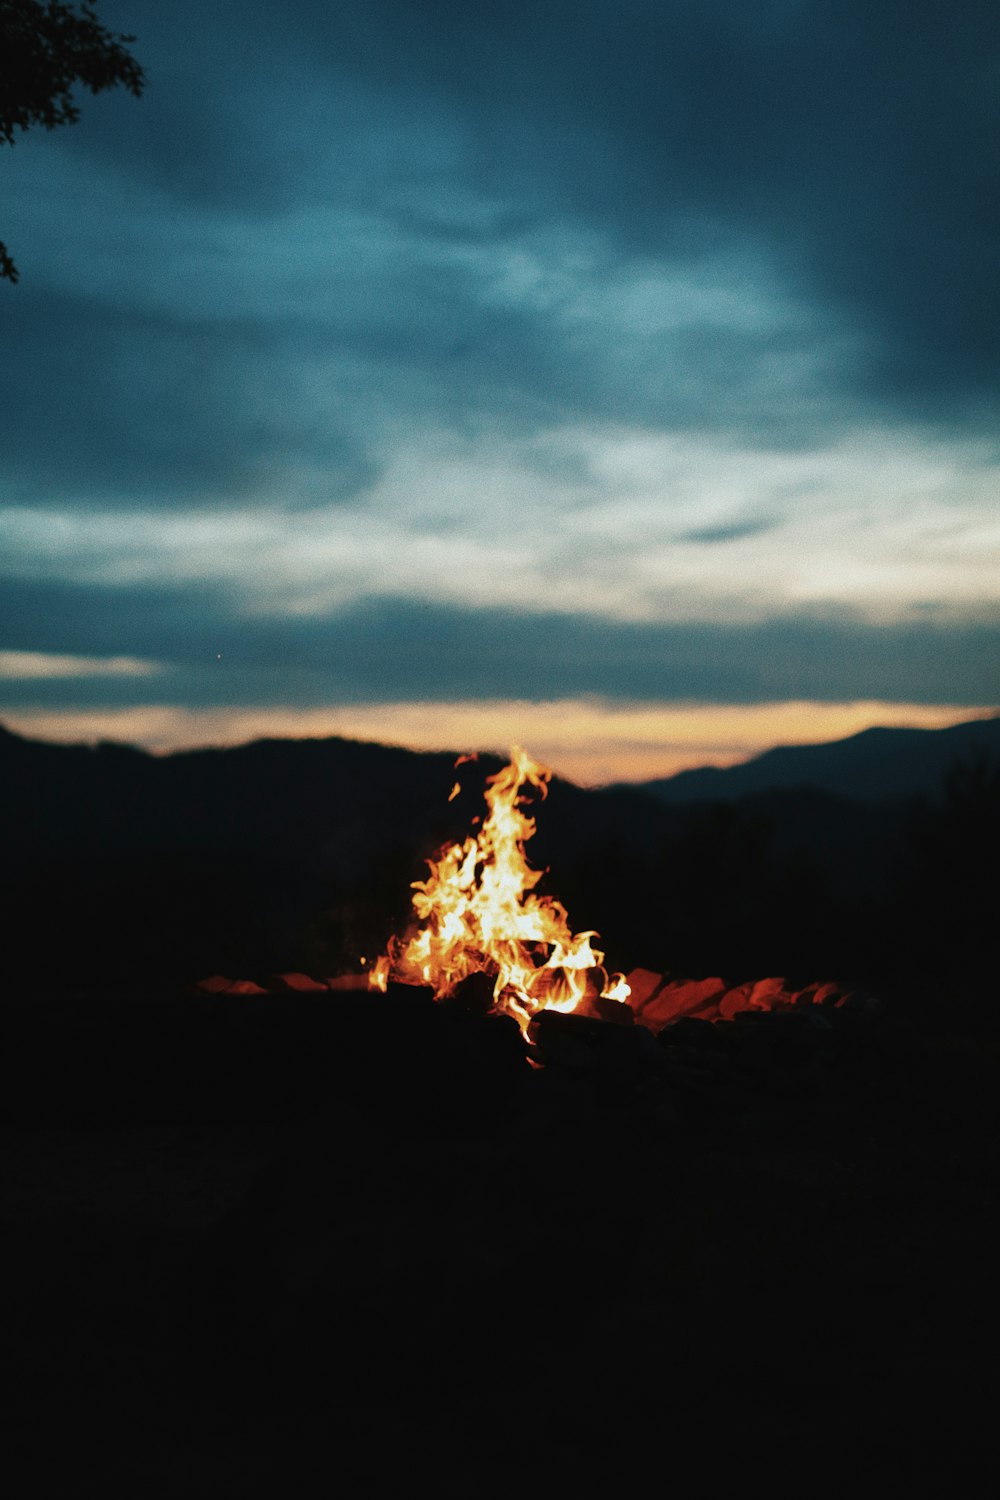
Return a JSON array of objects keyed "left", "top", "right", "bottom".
[{"left": 370, "top": 746, "right": 630, "bottom": 1035}]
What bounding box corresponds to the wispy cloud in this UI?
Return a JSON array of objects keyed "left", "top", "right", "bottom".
[
  {"left": 0, "top": 651, "right": 164, "bottom": 680},
  {"left": 4, "top": 428, "right": 998, "bottom": 625}
]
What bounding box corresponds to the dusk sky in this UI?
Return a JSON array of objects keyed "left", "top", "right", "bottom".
[{"left": 2, "top": 0, "right": 998, "bottom": 783}]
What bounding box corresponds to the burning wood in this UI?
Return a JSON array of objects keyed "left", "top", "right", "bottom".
[{"left": 368, "top": 746, "right": 631, "bottom": 1036}]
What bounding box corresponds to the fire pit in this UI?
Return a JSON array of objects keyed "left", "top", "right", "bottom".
[
  {"left": 355, "top": 745, "right": 867, "bottom": 1034},
  {"left": 178, "top": 745, "right": 878, "bottom": 1119},
  {"left": 171, "top": 746, "right": 882, "bottom": 1131}
]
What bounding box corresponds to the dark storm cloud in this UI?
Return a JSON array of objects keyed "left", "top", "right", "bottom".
[
  {"left": 3, "top": 578, "right": 998, "bottom": 709},
  {"left": 38, "top": 2, "right": 312, "bottom": 216},
  {"left": 0, "top": 577, "right": 236, "bottom": 664},
  {"left": 0, "top": 286, "right": 377, "bottom": 508},
  {"left": 10, "top": 0, "right": 994, "bottom": 462},
  {"left": 279, "top": 0, "right": 1000, "bottom": 417},
  {"left": 0, "top": 236, "right": 855, "bottom": 511}
]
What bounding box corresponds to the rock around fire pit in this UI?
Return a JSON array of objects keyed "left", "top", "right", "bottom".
[
  {"left": 1, "top": 965, "right": 881, "bottom": 1132},
  {"left": 176, "top": 964, "right": 883, "bottom": 1130}
]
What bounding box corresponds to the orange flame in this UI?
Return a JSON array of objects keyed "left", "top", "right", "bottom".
[{"left": 372, "top": 746, "right": 630, "bottom": 1034}]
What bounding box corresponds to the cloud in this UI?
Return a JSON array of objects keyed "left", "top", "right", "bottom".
[
  {"left": 0, "top": 651, "right": 163, "bottom": 679},
  {"left": 0, "top": 180, "right": 859, "bottom": 513},
  {"left": 275, "top": 0, "right": 1000, "bottom": 418},
  {"left": 4, "top": 426, "right": 997, "bottom": 622},
  {"left": 2, "top": 0, "right": 994, "bottom": 527},
  {"left": 677, "top": 517, "right": 782, "bottom": 545},
  {"left": 2, "top": 578, "right": 999, "bottom": 710},
  {"left": 0, "top": 284, "right": 379, "bottom": 510}
]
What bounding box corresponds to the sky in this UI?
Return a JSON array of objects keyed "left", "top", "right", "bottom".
[{"left": 1, "top": 0, "right": 998, "bottom": 785}]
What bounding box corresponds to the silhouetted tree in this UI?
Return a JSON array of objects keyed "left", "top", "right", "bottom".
[{"left": 0, "top": 0, "right": 145, "bottom": 281}]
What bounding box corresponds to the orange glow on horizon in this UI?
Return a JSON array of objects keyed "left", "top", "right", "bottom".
[{"left": 2, "top": 699, "right": 994, "bottom": 786}]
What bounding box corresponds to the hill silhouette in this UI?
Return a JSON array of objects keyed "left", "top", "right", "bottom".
[
  {"left": 631, "top": 714, "right": 1000, "bottom": 804},
  {"left": 2, "top": 718, "right": 998, "bottom": 1009}
]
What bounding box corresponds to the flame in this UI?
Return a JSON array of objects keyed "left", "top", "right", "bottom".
[{"left": 372, "top": 745, "right": 630, "bottom": 1035}]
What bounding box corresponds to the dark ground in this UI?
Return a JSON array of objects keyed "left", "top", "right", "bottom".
[
  {"left": 2, "top": 723, "right": 999, "bottom": 1493},
  {"left": 2, "top": 986, "right": 999, "bottom": 1497}
]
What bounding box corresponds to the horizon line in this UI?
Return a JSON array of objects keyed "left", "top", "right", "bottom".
[{"left": 2, "top": 700, "right": 996, "bottom": 788}]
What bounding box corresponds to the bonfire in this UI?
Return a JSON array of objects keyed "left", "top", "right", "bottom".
[{"left": 371, "top": 746, "right": 630, "bottom": 1036}]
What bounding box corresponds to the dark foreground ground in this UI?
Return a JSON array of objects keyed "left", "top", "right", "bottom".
[{"left": 2, "top": 986, "right": 999, "bottom": 1497}]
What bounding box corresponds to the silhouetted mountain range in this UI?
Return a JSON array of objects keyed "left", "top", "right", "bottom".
[
  {"left": 630, "top": 714, "right": 1000, "bottom": 804},
  {"left": 2, "top": 716, "right": 998, "bottom": 1007}
]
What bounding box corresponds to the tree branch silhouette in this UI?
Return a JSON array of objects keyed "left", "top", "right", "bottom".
[{"left": 1, "top": 1, "right": 145, "bottom": 282}]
